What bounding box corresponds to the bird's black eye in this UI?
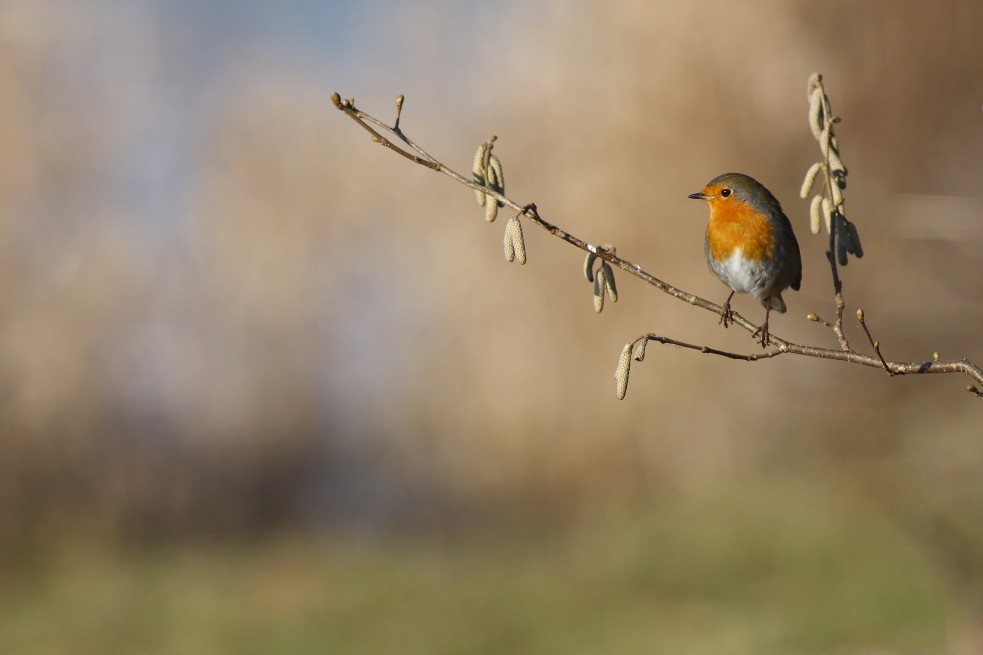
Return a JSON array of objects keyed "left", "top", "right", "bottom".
[{"left": 720, "top": 188, "right": 732, "bottom": 198}]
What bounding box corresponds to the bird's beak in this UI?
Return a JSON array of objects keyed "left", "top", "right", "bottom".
[{"left": 688, "top": 191, "right": 710, "bottom": 200}]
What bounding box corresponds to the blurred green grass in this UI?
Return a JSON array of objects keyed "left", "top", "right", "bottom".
[{"left": 0, "top": 481, "right": 944, "bottom": 655}]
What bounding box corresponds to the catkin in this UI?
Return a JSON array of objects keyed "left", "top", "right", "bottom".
[
  {"left": 484, "top": 159, "right": 501, "bottom": 222},
  {"left": 503, "top": 216, "right": 526, "bottom": 264},
  {"left": 809, "top": 194, "right": 823, "bottom": 234},
  {"left": 800, "top": 162, "right": 822, "bottom": 199},
  {"left": 472, "top": 142, "right": 488, "bottom": 207},
  {"left": 615, "top": 343, "right": 632, "bottom": 400},
  {"left": 601, "top": 262, "right": 618, "bottom": 302},
  {"left": 593, "top": 268, "right": 606, "bottom": 313},
  {"left": 583, "top": 251, "right": 597, "bottom": 282},
  {"left": 808, "top": 87, "right": 825, "bottom": 140}
]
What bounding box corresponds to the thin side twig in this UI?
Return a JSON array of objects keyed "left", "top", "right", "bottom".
[
  {"left": 856, "top": 309, "right": 893, "bottom": 375},
  {"left": 636, "top": 334, "right": 784, "bottom": 362}
]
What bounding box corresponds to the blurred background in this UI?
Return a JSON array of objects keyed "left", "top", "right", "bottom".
[{"left": 0, "top": 1, "right": 980, "bottom": 653}]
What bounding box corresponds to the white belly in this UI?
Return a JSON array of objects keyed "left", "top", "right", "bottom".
[{"left": 709, "top": 249, "right": 771, "bottom": 299}]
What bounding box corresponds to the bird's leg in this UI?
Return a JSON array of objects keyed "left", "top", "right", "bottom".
[
  {"left": 719, "top": 291, "right": 735, "bottom": 328},
  {"left": 751, "top": 304, "right": 772, "bottom": 347}
]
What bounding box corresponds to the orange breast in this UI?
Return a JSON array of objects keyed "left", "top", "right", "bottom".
[{"left": 706, "top": 200, "right": 776, "bottom": 263}]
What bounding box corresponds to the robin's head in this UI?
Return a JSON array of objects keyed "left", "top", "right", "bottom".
[{"left": 688, "top": 172, "right": 780, "bottom": 216}]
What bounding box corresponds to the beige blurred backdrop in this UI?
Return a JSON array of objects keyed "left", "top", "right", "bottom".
[{"left": 0, "top": 1, "right": 981, "bottom": 653}]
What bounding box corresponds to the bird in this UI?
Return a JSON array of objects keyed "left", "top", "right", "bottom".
[{"left": 688, "top": 172, "right": 801, "bottom": 347}]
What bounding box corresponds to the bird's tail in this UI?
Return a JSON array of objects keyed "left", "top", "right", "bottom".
[{"left": 764, "top": 294, "right": 787, "bottom": 313}]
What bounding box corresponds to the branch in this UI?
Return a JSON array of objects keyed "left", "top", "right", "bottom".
[
  {"left": 333, "top": 94, "right": 726, "bottom": 314},
  {"left": 331, "top": 91, "right": 982, "bottom": 399}
]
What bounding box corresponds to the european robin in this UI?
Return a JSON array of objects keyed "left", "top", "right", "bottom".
[{"left": 688, "top": 172, "right": 802, "bottom": 347}]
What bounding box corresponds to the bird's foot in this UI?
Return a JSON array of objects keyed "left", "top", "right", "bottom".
[
  {"left": 719, "top": 301, "right": 734, "bottom": 328},
  {"left": 751, "top": 321, "right": 771, "bottom": 348}
]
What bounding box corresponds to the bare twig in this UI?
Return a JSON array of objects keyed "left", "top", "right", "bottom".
[
  {"left": 633, "top": 334, "right": 783, "bottom": 362},
  {"left": 856, "top": 308, "right": 893, "bottom": 376},
  {"left": 830, "top": 293, "right": 850, "bottom": 351},
  {"left": 332, "top": 91, "right": 983, "bottom": 397}
]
